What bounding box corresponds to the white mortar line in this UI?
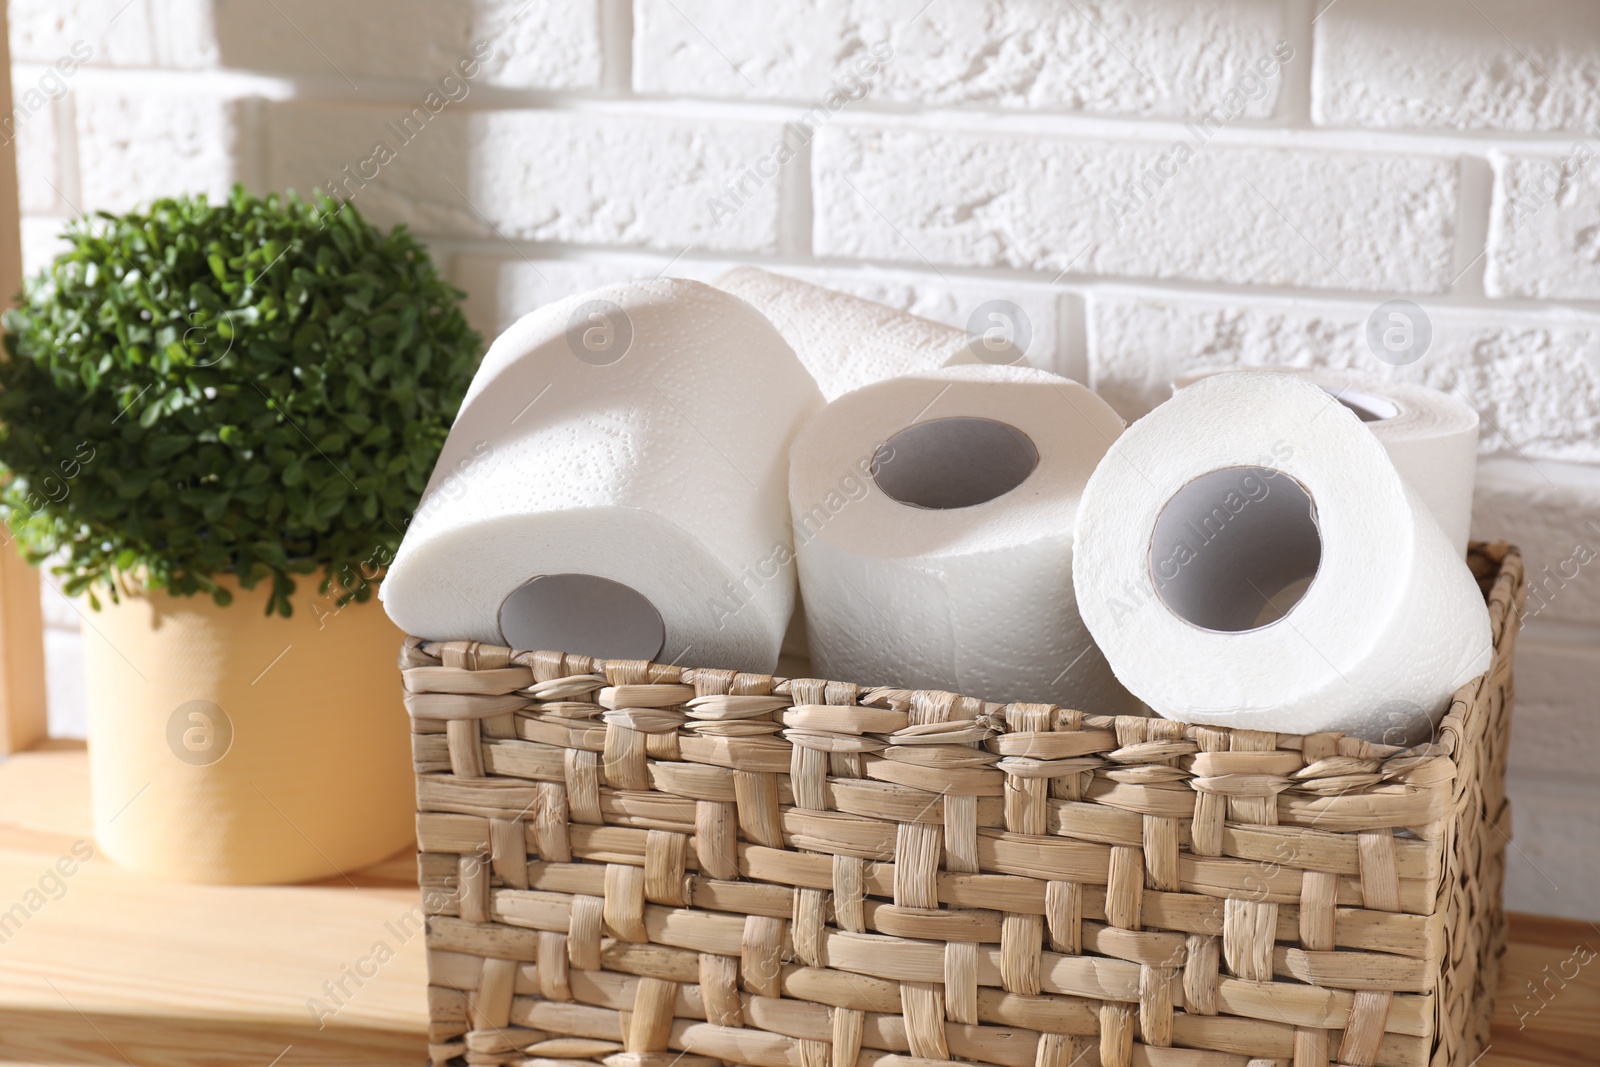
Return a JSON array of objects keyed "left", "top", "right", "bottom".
[
  {"left": 598, "top": 0, "right": 633, "bottom": 96},
  {"left": 1076, "top": 276, "right": 1600, "bottom": 318},
  {"left": 55, "top": 95, "right": 82, "bottom": 216},
  {"left": 236, "top": 96, "right": 267, "bottom": 195},
  {"left": 408, "top": 235, "right": 1600, "bottom": 316},
  {"left": 1450, "top": 155, "right": 1496, "bottom": 299},
  {"left": 780, "top": 136, "right": 815, "bottom": 260},
  {"left": 1480, "top": 456, "right": 1600, "bottom": 489},
  {"left": 1522, "top": 618, "right": 1600, "bottom": 647},
  {"left": 1279, "top": 0, "right": 1316, "bottom": 128},
  {"left": 144, "top": 0, "right": 172, "bottom": 68},
  {"left": 1057, "top": 291, "right": 1090, "bottom": 384},
  {"left": 25, "top": 62, "right": 1600, "bottom": 155}
]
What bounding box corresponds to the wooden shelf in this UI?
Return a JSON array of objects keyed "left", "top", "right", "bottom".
[
  {"left": 0, "top": 742, "right": 425, "bottom": 1065},
  {"left": 0, "top": 743, "right": 1592, "bottom": 1066}
]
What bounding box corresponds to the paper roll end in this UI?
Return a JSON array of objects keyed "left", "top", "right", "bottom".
[
  {"left": 498, "top": 573, "right": 667, "bottom": 661},
  {"left": 871, "top": 416, "right": 1041, "bottom": 511}
]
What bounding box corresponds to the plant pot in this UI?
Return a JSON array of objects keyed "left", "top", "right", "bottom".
[{"left": 83, "top": 573, "right": 414, "bottom": 884}]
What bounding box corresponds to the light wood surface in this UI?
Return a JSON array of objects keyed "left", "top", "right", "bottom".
[
  {"left": 0, "top": 0, "right": 47, "bottom": 760},
  {"left": 0, "top": 742, "right": 426, "bottom": 1065},
  {"left": 0, "top": 743, "right": 1591, "bottom": 1066}
]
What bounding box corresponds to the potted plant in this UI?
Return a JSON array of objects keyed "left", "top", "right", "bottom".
[{"left": 0, "top": 188, "right": 480, "bottom": 883}]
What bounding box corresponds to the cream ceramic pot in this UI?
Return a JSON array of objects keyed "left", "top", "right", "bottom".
[{"left": 84, "top": 574, "right": 413, "bottom": 884}]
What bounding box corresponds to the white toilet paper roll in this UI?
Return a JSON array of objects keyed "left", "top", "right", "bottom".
[
  {"left": 716, "top": 267, "right": 979, "bottom": 400},
  {"left": 381, "top": 279, "right": 823, "bottom": 671},
  {"left": 790, "top": 364, "right": 1141, "bottom": 710},
  {"left": 1173, "top": 366, "right": 1479, "bottom": 552},
  {"left": 1076, "top": 371, "right": 1492, "bottom": 743}
]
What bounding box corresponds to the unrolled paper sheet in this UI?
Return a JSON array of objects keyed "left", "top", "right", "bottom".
[{"left": 716, "top": 267, "right": 980, "bottom": 400}]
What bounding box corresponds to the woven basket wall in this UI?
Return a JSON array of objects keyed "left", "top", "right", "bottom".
[{"left": 405, "top": 543, "right": 1522, "bottom": 1067}]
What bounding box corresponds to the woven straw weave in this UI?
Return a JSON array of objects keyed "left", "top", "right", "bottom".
[{"left": 406, "top": 543, "right": 1521, "bottom": 1067}]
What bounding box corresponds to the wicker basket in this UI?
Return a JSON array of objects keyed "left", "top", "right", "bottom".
[{"left": 404, "top": 543, "right": 1522, "bottom": 1067}]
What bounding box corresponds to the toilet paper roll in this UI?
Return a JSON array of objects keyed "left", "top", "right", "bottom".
[
  {"left": 381, "top": 278, "right": 823, "bottom": 671},
  {"left": 1076, "top": 371, "right": 1492, "bottom": 743},
  {"left": 790, "top": 364, "right": 1141, "bottom": 711},
  {"left": 716, "top": 267, "right": 979, "bottom": 400},
  {"left": 1173, "top": 366, "right": 1479, "bottom": 552}
]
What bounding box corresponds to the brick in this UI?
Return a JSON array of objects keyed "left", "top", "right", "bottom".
[
  {"left": 45, "top": 627, "right": 87, "bottom": 738},
  {"left": 1507, "top": 635, "right": 1600, "bottom": 779},
  {"left": 450, "top": 254, "right": 696, "bottom": 341},
  {"left": 20, "top": 216, "right": 71, "bottom": 277},
  {"left": 1313, "top": 0, "right": 1600, "bottom": 132},
  {"left": 157, "top": 0, "right": 217, "bottom": 67},
  {"left": 7, "top": 70, "right": 88, "bottom": 202},
  {"left": 8, "top": 0, "right": 154, "bottom": 66},
  {"left": 1086, "top": 291, "right": 1600, "bottom": 462},
  {"left": 40, "top": 580, "right": 80, "bottom": 631},
  {"left": 1504, "top": 770, "right": 1600, "bottom": 920},
  {"left": 266, "top": 101, "right": 477, "bottom": 238},
  {"left": 636, "top": 0, "right": 1291, "bottom": 119},
  {"left": 469, "top": 109, "right": 791, "bottom": 252},
  {"left": 266, "top": 102, "right": 788, "bottom": 253},
  {"left": 75, "top": 90, "right": 251, "bottom": 214},
  {"left": 814, "top": 125, "right": 1458, "bottom": 293},
  {"left": 1486, "top": 148, "right": 1600, "bottom": 300},
  {"left": 10, "top": 89, "right": 63, "bottom": 216},
  {"left": 1477, "top": 459, "right": 1600, "bottom": 626},
  {"left": 174, "top": 0, "right": 602, "bottom": 89}
]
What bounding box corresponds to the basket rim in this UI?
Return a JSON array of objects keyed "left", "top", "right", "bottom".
[
  {"left": 406, "top": 543, "right": 1521, "bottom": 753},
  {"left": 402, "top": 543, "right": 1523, "bottom": 823}
]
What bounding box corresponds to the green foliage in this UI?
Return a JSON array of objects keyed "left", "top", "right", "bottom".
[{"left": 0, "top": 187, "right": 481, "bottom": 616}]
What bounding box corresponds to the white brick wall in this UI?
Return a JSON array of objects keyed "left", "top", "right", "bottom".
[
  {"left": 1504, "top": 634, "right": 1600, "bottom": 918},
  {"left": 1510, "top": 639, "right": 1600, "bottom": 777},
  {"left": 10, "top": 0, "right": 155, "bottom": 66},
  {"left": 10, "top": 86, "right": 63, "bottom": 215},
  {"left": 635, "top": 0, "right": 1289, "bottom": 118},
  {"left": 178, "top": 0, "right": 605, "bottom": 88},
  {"left": 266, "top": 103, "right": 789, "bottom": 252},
  {"left": 11, "top": 0, "right": 1600, "bottom": 919},
  {"left": 1487, "top": 148, "right": 1600, "bottom": 300},
  {"left": 264, "top": 100, "right": 480, "bottom": 235},
  {"left": 75, "top": 89, "right": 251, "bottom": 213},
  {"left": 1504, "top": 770, "right": 1600, "bottom": 920},
  {"left": 1475, "top": 459, "right": 1600, "bottom": 627},
  {"left": 814, "top": 126, "right": 1460, "bottom": 292},
  {"left": 1313, "top": 0, "right": 1600, "bottom": 133},
  {"left": 1086, "top": 291, "right": 1600, "bottom": 462},
  {"left": 19, "top": 215, "right": 69, "bottom": 275}
]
